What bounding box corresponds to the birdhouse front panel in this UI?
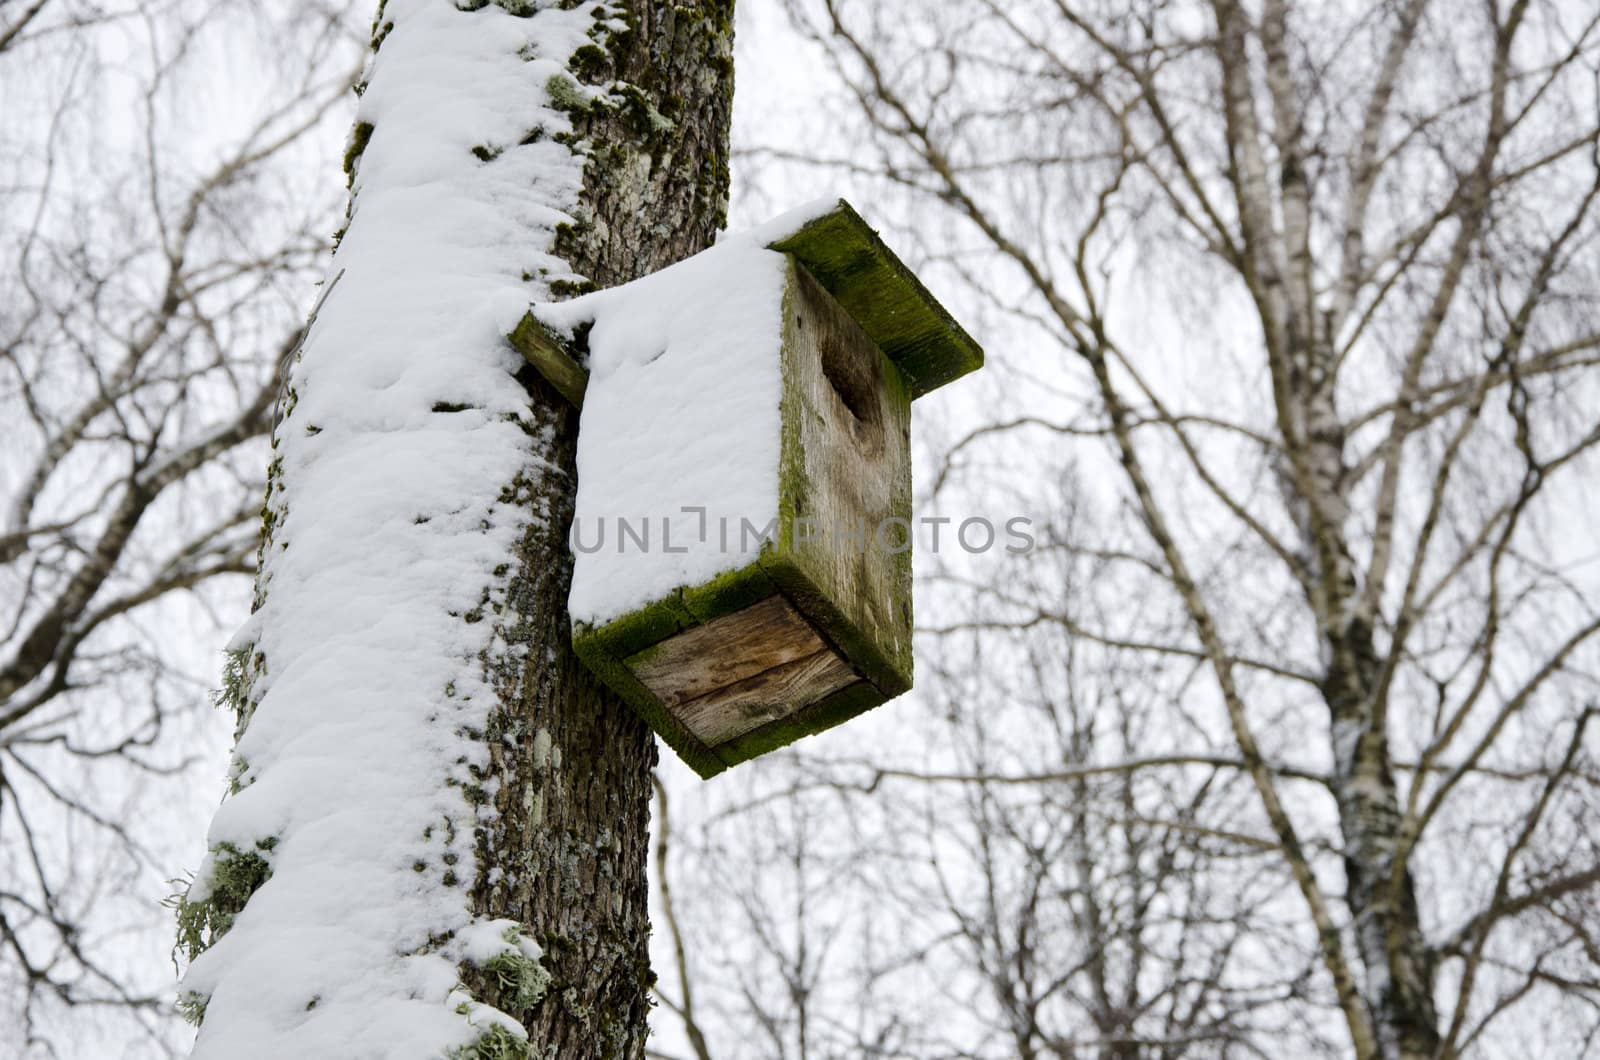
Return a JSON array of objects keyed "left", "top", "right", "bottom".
[
  {"left": 768, "top": 260, "right": 913, "bottom": 699},
  {"left": 534, "top": 200, "right": 980, "bottom": 778}
]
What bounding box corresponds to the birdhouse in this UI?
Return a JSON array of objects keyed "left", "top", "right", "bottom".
[{"left": 509, "top": 200, "right": 981, "bottom": 778}]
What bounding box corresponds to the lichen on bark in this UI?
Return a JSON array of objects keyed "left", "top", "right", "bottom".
[{"left": 170, "top": 835, "right": 278, "bottom": 1024}]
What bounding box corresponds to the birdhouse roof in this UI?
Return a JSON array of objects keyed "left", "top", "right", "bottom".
[
  {"left": 766, "top": 199, "right": 983, "bottom": 399},
  {"left": 514, "top": 199, "right": 984, "bottom": 629}
]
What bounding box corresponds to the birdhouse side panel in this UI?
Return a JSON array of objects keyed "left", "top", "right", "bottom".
[{"left": 767, "top": 259, "right": 914, "bottom": 698}]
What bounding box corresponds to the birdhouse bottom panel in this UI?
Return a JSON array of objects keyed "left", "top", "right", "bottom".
[
  {"left": 570, "top": 553, "right": 905, "bottom": 780},
  {"left": 624, "top": 595, "right": 860, "bottom": 746}
]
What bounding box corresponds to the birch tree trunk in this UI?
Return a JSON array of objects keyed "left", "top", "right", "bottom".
[{"left": 176, "top": 2, "right": 734, "bottom": 1057}]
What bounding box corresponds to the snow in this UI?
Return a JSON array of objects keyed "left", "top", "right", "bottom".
[
  {"left": 534, "top": 234, "right": 783, "bottom": 625},
  {"left": 182, "top": 1, "right": 603, "bottom": 1056},
  {"left": 737, "top": 194, "right": 840, "bottom": 245},
  {"left": 539, "top": 200, "right": 838, "bottom": 627}
]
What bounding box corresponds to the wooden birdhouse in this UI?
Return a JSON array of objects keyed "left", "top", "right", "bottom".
[{"left": 509, "top": 200, "right": 981, "bottom": 778}]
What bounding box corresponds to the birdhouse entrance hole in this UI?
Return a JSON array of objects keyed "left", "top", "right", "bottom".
[{"left": 814, "top": 320, "right": 882, "bottom": 444}]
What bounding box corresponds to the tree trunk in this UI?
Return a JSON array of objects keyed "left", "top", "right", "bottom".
[
  {"left": 179, "top": 2, "right": 734, "bottom": 1056},
  {"left": 467, "top": 6, "right": 736, "bottom": 1057},
  {"left": 1324, "top": 620, "right": 1441, "bottom": 1060}
]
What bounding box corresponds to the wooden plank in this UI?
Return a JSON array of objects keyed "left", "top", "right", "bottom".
[
  {"left": 713, "top": 679, "right": 885, "bottom": 768},
  {"left": 768, "top": 200, "right": 983, "bottom": 398},
  {"left": 512, "top": 200, "right": 984, "bottom": 406},
  {"left": 674, "top": 647, "right": 858, "bottom": 746},
  {"left": 624, "top": 594, "right": 826, "bottom": 708},
  {"left": 767, "top": 259, "right": 914, "bottom": 697},
  {"left": 507, "top": 310, "right": 588, "bottom": 407}
]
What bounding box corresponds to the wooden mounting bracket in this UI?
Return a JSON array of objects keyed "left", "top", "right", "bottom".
[{"left": 507, "top": 311, "right": 588, "bottom": 408}]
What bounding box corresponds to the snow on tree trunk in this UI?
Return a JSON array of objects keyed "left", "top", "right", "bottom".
[{"left": 175, "top": 1, "right": 734, "bottom": 1056}]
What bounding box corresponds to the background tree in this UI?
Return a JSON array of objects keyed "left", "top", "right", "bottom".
[
  {"left": 651, "top": 1, "right": 1600, "bottom": 1058},
  {"left": 651, "top": 485, "right": 1340, "bottom": 1059},
  {"left": 0, "top": 0, "right": 358, "bottom": 1052}
]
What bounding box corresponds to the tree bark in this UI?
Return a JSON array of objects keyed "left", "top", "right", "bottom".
[
  {"left": 1215, "top": 3, "right": 1445, "bottom": 1051},
  {"left": 179, "top": 2, "right": 735, "bottom": 1056},
  {"left": 1324, "top": 623, "right": 1441, "bottom": 1060},
  {"left": 466, "top": 4, "right": 734, "bottom": 1057}
]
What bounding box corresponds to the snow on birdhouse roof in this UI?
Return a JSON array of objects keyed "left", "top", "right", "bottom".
[{"left": 534, "top": 221, "right": 790, "bottom": 628}]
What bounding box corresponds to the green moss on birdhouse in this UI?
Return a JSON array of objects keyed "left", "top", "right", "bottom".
[
  {"left": 528, "top": 201, "right": 980, "bottom": 777},
  {"left": 769, "top": 200, "right": 983, "bottom": 397}
]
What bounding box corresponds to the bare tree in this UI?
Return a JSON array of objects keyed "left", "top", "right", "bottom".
[
  {"left": 0, "top": 1, "right": 359, "bottom": 1052},
  {"left": 656, "top": 1, "right": 1600, "bottom": 1058},
  {"left": 651, "top": 492, "right": 1333, "bottom": 1059}
]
